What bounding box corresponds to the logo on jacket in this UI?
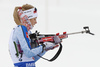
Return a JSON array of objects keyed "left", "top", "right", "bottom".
[{"left": 26, "top": 63, "right": 35, "bottom": 67}]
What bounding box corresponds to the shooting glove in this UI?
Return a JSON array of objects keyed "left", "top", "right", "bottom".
[
  {"left": 54, "top": 36, "right": 61, "bottom": 44},
  {"left": 43, "top": 42, "right": 59, "bottom": 51}
]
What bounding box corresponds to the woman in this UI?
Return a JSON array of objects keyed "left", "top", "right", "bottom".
[{"left": 9, "top": 4, "right": 61, "bottom": 67}]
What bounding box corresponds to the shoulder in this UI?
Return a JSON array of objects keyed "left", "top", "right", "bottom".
[
  {"left": 17, "top": 25, "right": 27, "bottom": 29},
  {"left": 15, "top": 25, "right": 27, "bottom": 31},
  {"left": 13, "top": 25, "right": 28, "bottom": 34}
]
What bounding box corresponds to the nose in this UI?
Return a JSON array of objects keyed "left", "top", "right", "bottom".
[{"left": 35, "top": 22, "right": 37, "bottom": 24}]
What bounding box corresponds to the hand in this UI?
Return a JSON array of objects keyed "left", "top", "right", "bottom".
[
  {"left": 54, "top": 36, "right": 61, "bottom": 44},
  {"left": 43, "top": 42, "right": 59, "bottom": 51}
]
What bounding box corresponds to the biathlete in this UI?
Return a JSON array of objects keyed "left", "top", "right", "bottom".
[{"left": 9, "top": 4, "right": 61, "bottom": 67}]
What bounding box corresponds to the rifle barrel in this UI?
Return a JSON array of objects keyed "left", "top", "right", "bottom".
[{"left": 67, "top": 31, "right": 86, "bottom": 35}]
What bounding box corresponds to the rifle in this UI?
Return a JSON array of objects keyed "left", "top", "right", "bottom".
[{"left": 29, "top": 26, "right": 94, "bottom": 62}]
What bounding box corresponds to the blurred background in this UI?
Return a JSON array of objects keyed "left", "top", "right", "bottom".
[{"left": 0, "top": 0, "right": 100, "bottom": 67}]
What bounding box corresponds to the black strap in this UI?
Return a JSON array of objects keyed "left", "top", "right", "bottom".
[{"left": 37, "top": 43, "right": 62, "bottom": 62}]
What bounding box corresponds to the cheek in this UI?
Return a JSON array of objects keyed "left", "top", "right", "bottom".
[
  {"left": 32, "top": 21, "right": 37, "bottom": 25},
  {"left": 31, "top": 20, "right": 34, "bottom": 24},
  {"left": 34, "top": 19, "right": 37, "bottom": 24},
  {"left": 30, "top": 18, "right": 37, "bottom": 25}
]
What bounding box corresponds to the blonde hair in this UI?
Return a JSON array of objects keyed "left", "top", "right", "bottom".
[{"left": 13, "top": 4, "right": 34, "bottom": 25}]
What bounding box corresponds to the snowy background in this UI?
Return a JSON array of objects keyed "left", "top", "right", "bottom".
[{"left": 0, "top": 0, "right": 100, "bottom": 67}]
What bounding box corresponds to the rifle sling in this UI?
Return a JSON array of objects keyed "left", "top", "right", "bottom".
[{"left": 37, "top": 43, "right": 62, "bottom": 62}]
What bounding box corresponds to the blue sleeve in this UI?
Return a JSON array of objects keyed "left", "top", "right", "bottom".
[{"left": 16, "top": 25, "right": 43, "bottom": 58}]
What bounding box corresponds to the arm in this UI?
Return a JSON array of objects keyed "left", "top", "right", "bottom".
[{"left": 16, "top": 25, "right": 43, "bottom": 58}]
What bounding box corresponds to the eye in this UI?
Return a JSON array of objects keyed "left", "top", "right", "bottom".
[{"left": 34, "top": 18, "right": 35, "bottom": 20}]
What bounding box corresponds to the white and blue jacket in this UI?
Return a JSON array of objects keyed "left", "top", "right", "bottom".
[{"left": 9, "top": 25, "right": 46, "bottom": 67}]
